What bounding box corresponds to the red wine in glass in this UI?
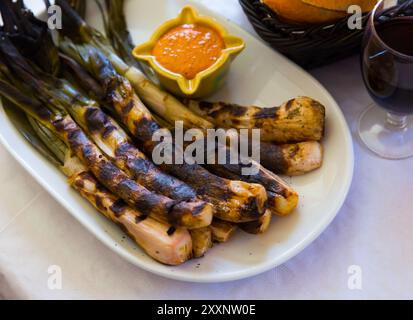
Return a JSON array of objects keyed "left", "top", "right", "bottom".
[
  {"left": 362, "top": 17, "right": 413, "bottom": 114},
  {"left": 359, "top": 0, "right": 413, "bottom": 160}
]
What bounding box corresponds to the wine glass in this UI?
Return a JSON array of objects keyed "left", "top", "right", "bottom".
[{"left": 359, "top": 0, "right": 413, "bottom": 159}]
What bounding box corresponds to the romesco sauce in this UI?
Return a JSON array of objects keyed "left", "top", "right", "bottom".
[{"left": 152, "top": 24, "right": 225, "bottom": 79}]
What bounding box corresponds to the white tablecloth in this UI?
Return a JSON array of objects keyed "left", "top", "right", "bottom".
[{"left": 1, "top": 0, "right": 412, "bottom": 300}]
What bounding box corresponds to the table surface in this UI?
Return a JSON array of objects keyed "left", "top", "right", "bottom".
[{"left": 1, "top": 0, "right": 412, "bottom": 300}]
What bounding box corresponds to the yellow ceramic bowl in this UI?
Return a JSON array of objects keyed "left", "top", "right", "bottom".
[{"left": 132, "top": 6, "right": 245, "bottom": 99}]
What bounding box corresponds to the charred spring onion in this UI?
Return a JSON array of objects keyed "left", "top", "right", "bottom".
[
  {"left": 3, "top": 103, "right": 192, "bottom": 265},
  {"left": 0, "top": 0, "right": 313, "bottom": 264},
  {"left": 0, "top": 40, "right": 212, "bottom": 229},
  {"left": 60, "top": 41, "right": 268, "bottom": 223},
  {"left": 183, "top": 97, "right": 326, "bottom": 143}
]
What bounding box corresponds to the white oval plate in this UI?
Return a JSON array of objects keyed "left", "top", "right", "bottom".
[{"left": 0, "top": 0, "right": 354, "bottom": 283}]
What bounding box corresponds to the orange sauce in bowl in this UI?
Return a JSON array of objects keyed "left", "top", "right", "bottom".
[{"left": 152, "top": 24, "right": 225, "bottom": 79}]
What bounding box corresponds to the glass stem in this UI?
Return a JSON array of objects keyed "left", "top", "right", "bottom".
[{"left": 386, "top": 112, "right": 408, "bottom": 130}]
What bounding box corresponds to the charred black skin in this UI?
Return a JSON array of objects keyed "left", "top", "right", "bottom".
[
  {"left": 82, "top": 101, "right": 198, "bottom": 201},
  {"left": 128, "top": 118, "right": 265, "bottom": 221},
  {"left": 115, "top": 142, "right": 197, "bottom": 200},
  {"left": 206, "top": 160, "right": 288, "bottom": 198},
  {"left": 190, "top": 139, "right": 288, "bottom": 197},
  {"left": 254, "top": 141, "right": 289, "bottom": 175},
  {"left": 52, "top": 116, "right": 187, "bottom": 225}
]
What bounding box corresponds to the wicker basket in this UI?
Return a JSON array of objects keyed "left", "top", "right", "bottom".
[{"left": 239, "top": 0, "right": 413, "bottom": 69}]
